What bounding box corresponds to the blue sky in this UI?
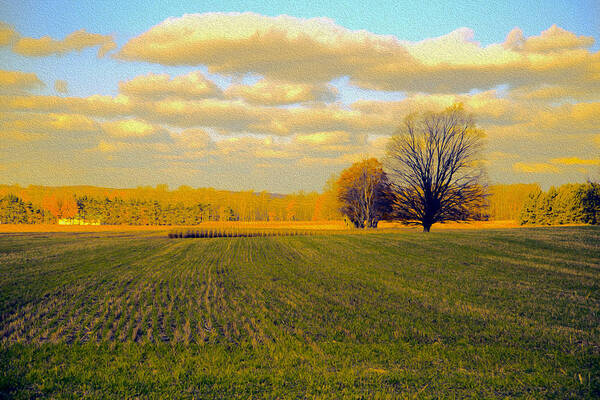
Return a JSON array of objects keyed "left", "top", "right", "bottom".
[
  {"left": 3, "top": 0, "right": 598, "bottom": 44},
  {"left": 0, "top": 0, "right": 598, "bottom": 192}
]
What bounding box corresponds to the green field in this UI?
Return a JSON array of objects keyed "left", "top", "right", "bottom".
[{"left": 1, "top": 227, "right": 599, "bottom": 398}]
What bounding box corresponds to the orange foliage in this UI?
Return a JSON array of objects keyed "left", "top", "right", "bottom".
[
  {"left": 41, "top": 195, "right": 78, "bottom": 219},
  {"left": 336, "top": 158, "right": 393, "bottom": 228}
]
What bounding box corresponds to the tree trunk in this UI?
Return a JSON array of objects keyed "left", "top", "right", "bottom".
[{"left": 422, "top": 223, "right": 431, "bottom": 232}]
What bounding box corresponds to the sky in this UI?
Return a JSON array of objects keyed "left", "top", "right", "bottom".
[{"left": 0, "top": 0, "right": 599, "bottom": 193}]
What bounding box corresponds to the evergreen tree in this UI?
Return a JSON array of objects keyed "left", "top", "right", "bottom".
[
  {"left": 519, "top": 189, "right": 542, "bottom": 225},
  {"left": 519, "top": 183, "right": 600, "bottom": 226},
  {"left": 577, "top": 182, "right": 600, "bottom": 224}
]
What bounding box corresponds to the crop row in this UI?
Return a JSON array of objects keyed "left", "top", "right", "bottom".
[
  {"left": 0, "top": 238, "right": 272, "bottom": 345},
  {"left": 169, "top": 228, "right": 324, "bottom": 238}
]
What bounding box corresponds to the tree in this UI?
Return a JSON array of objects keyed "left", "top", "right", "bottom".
[
  {"left": 519, "top": 188, "right": 542, "bottom": 225},
  {"left": 577, "top": 181, "right": 600, "bottom": 224},
  {"left": 337, "top": 158, "right": 393, "bottom": 228},
  {"left": 41, "top": 194, "right": 78, "bottom": 221},
  {"left": 384, "top": 105, "right": 487, "bottom": 232},
  {"left": 537, "top": 186, "right": 558, "bottom": 225}
]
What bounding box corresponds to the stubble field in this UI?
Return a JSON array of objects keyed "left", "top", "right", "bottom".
[{"left": 0, "top": 226, "right": 598, "bottom": 398}]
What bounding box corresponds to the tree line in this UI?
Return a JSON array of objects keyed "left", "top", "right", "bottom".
[
  {"left": 76, "top": 197, "right": 231, "bottom": 225},
  {"left": 0, "top": 186, "right": 324, "bottom": 224},
  {"left": 0, "top": 195, "right": 54, "bottom": 224},
  {"left": 1, "top": 182, "right": 596, "bottom": 227},
  {"left": 0, "top": 195, "right": 250, "bottom": 225},
  {"left": 1, "top": 181, "right": 539, "bottom": 225},
  {"left": 518, "top": 183, "right": 600, "bottom": 225}
]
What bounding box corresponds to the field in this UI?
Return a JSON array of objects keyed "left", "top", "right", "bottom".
[
  {"left": 0, "top": 219, "right": 520, "bottom": 233},
  {"left": 1, "top": 226, "right": 598, "bottom": 398}
]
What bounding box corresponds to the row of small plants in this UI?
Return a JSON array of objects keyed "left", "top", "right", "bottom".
[{"left": 168, "top": 228, "right": 320, "bottom": 238}]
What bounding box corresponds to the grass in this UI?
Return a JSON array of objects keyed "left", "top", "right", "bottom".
[{"left": 0, "top": 226, "right": 598, "bottom": 398}]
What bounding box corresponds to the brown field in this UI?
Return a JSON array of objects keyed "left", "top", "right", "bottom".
[{"left": 0, "top": 219, "right": 528, "bottom": 233}]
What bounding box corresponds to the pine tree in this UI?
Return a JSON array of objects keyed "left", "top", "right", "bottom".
[{"left": 519, "top": 189, "right": 542, "bottom": 225}]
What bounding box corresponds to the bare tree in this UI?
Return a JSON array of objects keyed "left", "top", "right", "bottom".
[
  {"left": 384, "top": 105, "right": 487, "bottom": 232},
  {"left": 337, "top": 158, "right": 393, "bottom": 228}
]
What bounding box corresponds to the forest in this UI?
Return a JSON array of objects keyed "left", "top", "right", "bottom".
[
  {"left": 518, "top": 182, "right": 600, "bottom": 225},
  {"left": 0, "top": 184, "right": 327, "bottom": 225},
  {"left": 1, "top": 181, "right": 590, "bottom": 225}
]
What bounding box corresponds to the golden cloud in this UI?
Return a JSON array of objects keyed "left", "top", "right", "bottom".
[
  {"left": 211, "top": 136, "right": 283, "bottom": 159},
  {"left": 0, "top": 69, "right": 44, "bottom": 93},
  {"left": 135, "top": 97, "right": 385, "bottom": 136},
  {"left": 0, "top": 111, "right": 99, "bottom": 143},
  {"left": 509, "top": 84, "right": 600, "bottom": 101},
  {"left": 513, "top": 162, "right": 560, "bottom": 174},
  {"left": 291, "top": 131, "right": 366, "bottom": 154},
  {"left": 208, "top": 133, "right": 364, "bottom": 163},
  {"left": 96, "top": 140, "right": 171, "bottom": 153},
  {"left": 254, "top": 148, "right": 294, "bottom": 159},
  {"left": 101, "top": 119, "right": 157, "bottom": 138},
  {"left": 294, "top": 131, "right": 350, "bottom": 146},
  {"left": 225, "top": 79, "right": 337, "bottom": 105},
  {"left": 116, "top": 12, "right": 411, "bottom": 83},
  {"left": 367, "top": 135, "right": 391, "bottom": 153},
  {"left": 352, "top": 90, "right": 534, "bottom": 127},
  {"left": 0, "top": 86, "right": 595, "bottom": 184},
  {"left": 171, "top": 128, "right": 211, "bottom": 150},
  {"left": 504, "top": 25, "right": 595, "bottom": 53},
  {"left": 0, "top": 92, "right": 389, "bottom": 136},
  {"left": 117, "top": 13, "right": 598, "bottom": 94},
  {"left": 119, "top": 71, "right": 222, "bottom": 100},
  {"left": 407, "top": 28, "right": 518, "bottom": 66},
  {"left": 352, "top": 46, "right": 598, "bottom": 93},
  {"left": 1, "top": 88, "right": 596, "bottom": 158},
  {"left": 49, "top": 113, "right": 98, "bottom": 132},
  {"left": 532, "top": 102, "right": 600, "bottom": 134},
  {"left": 297, "top": 153, "right": 364, "bottom": 167},
  {"left": 160, "top": 128, "right": 214, "bottom": 161},
  {"left": 551, "top": 157, "right": 600, "bottom": 166},
  {"left": 353, "top": 91, "right": 600, "bottom": 141},
  {"left": 0, "top": 94, "right": 133, "bottom": 117},
  {"left": 0, "top": 22, "right": 17, "bottom": 46},
  {"left": 140, "top": 98, "right": 277, "bottom": 133},
  {"left": 282, "top": 105, "right": 392, "bottom": 134},
  {"left": 0, "top": 111, "right": 98, "bottom": 134},
  {"left": 12, "top": 29, "right": 116, "bottom": 57},
  {"left": 358, "top": 26, "right": 598, "bottom": 93}
]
